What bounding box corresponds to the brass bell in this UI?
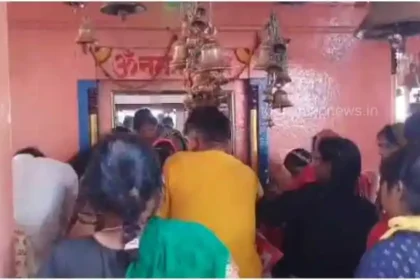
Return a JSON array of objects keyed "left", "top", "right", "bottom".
[
  {"left": 186, "top": 36, "right": 200, "bottom": 48},
  {"left": 170, "top": 40, "right": 187, "bottom": 72},
  {"left": 273, "top": 70, "right": 292, "bottom": 87},
  {"left": 263, "top": 91, "right": 274, "bottom": 104},
  {"left": 199, "top": 42, "right": 227, "bottom": 71},
  {"left": 253, "top": 41, "right": 271, "bottom": 70},
  {"left": 272, "top": 89, "right": 293, "bottom": 111},
  {"left": 76, "top": 17, "right": 96, "bottom": 53},
  {"left": 355, "top": 2, "right": 420, "bottom": 40}
]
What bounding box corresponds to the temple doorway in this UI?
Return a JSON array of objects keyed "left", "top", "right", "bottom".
[{"left": 112, "top": 92, "right": 187, "bottom": 132}]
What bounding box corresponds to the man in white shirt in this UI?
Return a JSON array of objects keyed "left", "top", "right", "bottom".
[{"left": 12, "top": 147, "right": 78, "bottom": 272}]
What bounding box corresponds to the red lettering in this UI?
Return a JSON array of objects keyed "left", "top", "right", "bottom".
[
  {"left": 137, "top": 56, "right": 171, "bottom": 77},
  {"left": 138, "top": 57, "right": 153, "bottom": 75},
  {"left": 123, "top": 50, "right": 139, "bottom": 77},
  {"left": 112, "top": 50, "right": 139, "bottom": 78},
  {"left": 154, "top": 57, "right": 171, "bottom": 76},
  {"left": 108, "top": 49, "right": 234, "bottom": 79},
  {"left": 112, "top": 53, "right": 128, "bottom": 78}
]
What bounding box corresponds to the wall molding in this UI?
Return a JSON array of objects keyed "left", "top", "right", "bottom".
[{"left": 9, "top": 19, "right": 357, "bottom": 34}]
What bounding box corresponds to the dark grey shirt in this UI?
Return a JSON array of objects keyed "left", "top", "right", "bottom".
[{"left": 36, "top": 237, "right": 129, "bottom": 278}]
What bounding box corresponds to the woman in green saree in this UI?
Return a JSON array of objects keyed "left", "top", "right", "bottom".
[{"left": 127, "top": 217, "right": 238, "bottom": 278}]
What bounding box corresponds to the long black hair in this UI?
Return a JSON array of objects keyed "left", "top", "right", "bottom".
[
  {"left": 81, "top": 133, "right": 162, "bottom": 249},
  {"left": 380, "top": 143, "right": 420, "bottom": 214},
  {"left": 318, "top": 137, "right": 362, "bottom": 195},
  {"left": 377, "top": 123, "right": 406, "bottom": 147}
]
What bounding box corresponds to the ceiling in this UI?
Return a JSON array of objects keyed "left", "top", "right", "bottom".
[{"left": 7, "top": 2, "right": 368, "bottom": 30}]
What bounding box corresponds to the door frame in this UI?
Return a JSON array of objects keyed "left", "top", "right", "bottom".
[
  {"left": 77, "top": 80, "right": 97, "bottom": 152},
  {"left": 249, "top": 78, "right": 270, "bottom": 187},
  {"left": 77, "top": 81, "right": 255, "bottom": 172}
]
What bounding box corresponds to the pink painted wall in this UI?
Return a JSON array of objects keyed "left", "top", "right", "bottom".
[
  {"left": 7, "top": 2, "right": 392, "bottom": 170},
  {"left": 0, "top": 3, "right": 14, "bottom": 276}
]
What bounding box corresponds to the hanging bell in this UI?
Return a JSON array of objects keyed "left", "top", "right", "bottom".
[
  {"left": 76, "top": 17, "right": 96, "bottom": 54},
  {"left": 170, "top": 40, "right": 187, "bottom": 72},
  {"left": 272, "top": 89, "right": 293, "bottom": 111},
  {"left": 253, "top": 42, "right": 271, "bottom": 70},
  {"left": 199, "top": 42, "right": 227, "bottom": 71},
  {"left": 273, "top": 70, "right": 292, "bottom": 87},
  {"left": 186, "top": 37, "right": 200, "bottom": 48},
  {"left": 355, "top": 2, "right": 420, "bottom": 40},
  {"left": 100, "top": 2, "right": 146, "bottom": 21},
  {"left": 263, "top": 91, "right": 274, "bottom": 104}
]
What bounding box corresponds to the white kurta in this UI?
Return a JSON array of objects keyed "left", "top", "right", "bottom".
[{"left": 12, "top": 154, "right": 78, "bottom": 271}]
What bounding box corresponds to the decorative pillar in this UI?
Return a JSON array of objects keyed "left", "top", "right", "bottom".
[
  {"left": 247, "top": 78, "right": 270, "bottom": 188},
  {"left": 247, "top": 80, "right": 259, "bottom": 173},
  {"left": 77, "top": 80, "right": 99, "bottom": 151},
  {"left": 88, "top": 87, "right": 99, "bottom": 146},
  {"left": 255, "top": 79, "right": 270, "bottom": 188},
  {"left": 0, "top": 2, "right": 13, "bottom": 276}
]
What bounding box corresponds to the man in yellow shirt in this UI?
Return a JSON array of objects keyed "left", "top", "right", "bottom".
[{"left": 159, "top": 106, "right": 262, "bottom": 278}]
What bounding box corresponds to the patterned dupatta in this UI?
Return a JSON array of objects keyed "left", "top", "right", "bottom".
[{"left": 13, "top": 228, "right": 36, "bottom": 278}]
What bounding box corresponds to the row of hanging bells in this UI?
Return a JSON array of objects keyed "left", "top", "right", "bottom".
[{"left": 254, "top": 12, "right": 293, "bottom": 115}]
